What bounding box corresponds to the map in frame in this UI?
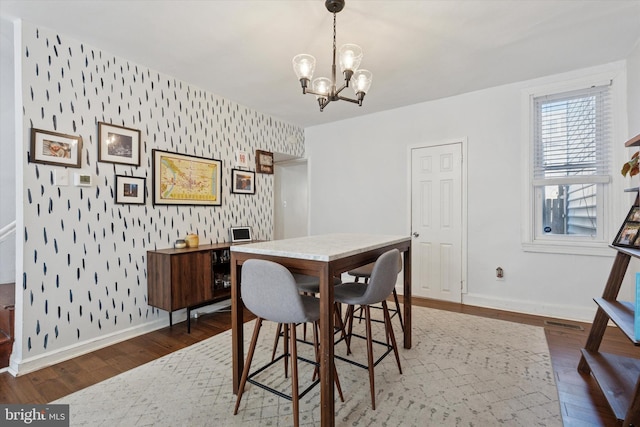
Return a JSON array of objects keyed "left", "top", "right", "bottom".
[{"left": 152, "top": 149, "right": 222, "bottom": 206}]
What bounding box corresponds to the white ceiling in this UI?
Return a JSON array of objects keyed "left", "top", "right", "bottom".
[{"left": 1, "top": 0, "right": 639, "bottom": 128}]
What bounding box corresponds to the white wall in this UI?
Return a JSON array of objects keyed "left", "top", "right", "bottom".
[
  {"left": 627, "top": 39, "right": 640, "bottom": 137},
  {"left": 0, "top": 17, "right": 16, "bottom": 284},
  {"left": 307, "top": 61, "right": 633, "bottom": 322}
]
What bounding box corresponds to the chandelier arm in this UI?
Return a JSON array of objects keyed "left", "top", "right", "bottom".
[
  {"left": 333, "top": 83, "right": 349, "bottom": 96},
  {"left": 303, "top": 89, "right": 325, "bottom": 97},
  {"left": 336, "top": 95, "right": 360, "bottom": 104}
]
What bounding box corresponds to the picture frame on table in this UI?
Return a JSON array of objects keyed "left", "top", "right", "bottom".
[
  {"left": 152, "top": 149, "right": 222, "bottom": 206},
  {"left": 30, "top": 128, "right": 82, "bottom": 168},
  {"left": 98, "top": 122, "right": 141, "bottom": 166},
  {"left": 612, "top": 205, "right": 640, "bottom": 248},
  {"left": 115, "top": 175, "right": 146, "bottom": 205},
  {"left": 231, "top": 169, "right": 255, "bottom": 194}
]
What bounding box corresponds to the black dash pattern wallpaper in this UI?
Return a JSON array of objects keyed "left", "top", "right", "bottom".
[{"left": 20, "top": 22, "right": 304, "bottom": 362}]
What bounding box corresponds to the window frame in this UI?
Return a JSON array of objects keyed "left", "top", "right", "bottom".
[{"left": 521, "top": 72, "right": 621, "bottom": 256}]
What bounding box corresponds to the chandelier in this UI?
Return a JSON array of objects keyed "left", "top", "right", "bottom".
[{"left": 292, "top": 0, "right": 372, "bottom": 112}]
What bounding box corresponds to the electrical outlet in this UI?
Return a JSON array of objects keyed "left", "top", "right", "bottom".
[{"left": 496, "top": 267, "right": 505, "bottom": 281}]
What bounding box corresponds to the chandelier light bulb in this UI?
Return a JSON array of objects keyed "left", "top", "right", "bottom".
[
  {"left": 312, "top": 77, "right": 331, "bottom": 98},
  {"left": 338, "top": 44, "right": 363, "bottom": 73},
  {"left": 292, "top": 54, "right": 316, "bottom": 80},
  {"left": 352, "top": 70, "right": 372, "bottom": 93}
]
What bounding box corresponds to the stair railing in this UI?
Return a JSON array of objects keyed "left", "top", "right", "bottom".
[{"left": 0, "top": 221, "right": 16, "bottom": 243}]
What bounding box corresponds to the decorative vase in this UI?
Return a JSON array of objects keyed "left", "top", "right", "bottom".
[{"left": 185, "top": 234, "right": 199, "bottom": 248}]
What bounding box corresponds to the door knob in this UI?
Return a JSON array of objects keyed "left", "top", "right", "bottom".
[{"left": 412, "top": 232, "right": 419, "bottom": 238}]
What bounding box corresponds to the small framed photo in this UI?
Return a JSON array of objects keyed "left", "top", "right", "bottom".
[
  {"left": 256, "top": 149, "right": 273, "bottom": 174},
  {"left": 115, "top": 175, "right": 146, "bottom": 204},
  {"left": 30, "top": 128, "right": 82, "bottom": 168},
  {"left": 231, "top": 169, "right": 255, "bottom": 194},
  {"left": 613, "top": 205, "right": 640, "bottom": 247},
  {"left": 236, "top": 150, "right": 249, "bottom": 168},
  {"left": 98, "top": 122, "right": 141, "bottom": 166}
]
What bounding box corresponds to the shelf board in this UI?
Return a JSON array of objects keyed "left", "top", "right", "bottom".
[
  {"left": 625, "top": 133, "right": 640, "bottom": 147},
  {"left": 611, "top": 245, "right": 640, "bottom": 259},
  {"left": 594, "top": 298, "right": 639, "bottom": 345},
  {"left": 580, "top": 349, "right": 640, "bottom": 422}
]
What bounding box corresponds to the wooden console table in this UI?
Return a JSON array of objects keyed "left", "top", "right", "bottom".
[{"left": 147, "top": 243, "right": 234, "bottom": 332}]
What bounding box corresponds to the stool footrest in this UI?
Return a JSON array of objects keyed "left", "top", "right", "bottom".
[
  {"left": 247, "top": 353, "right": 320, "bottom": 401},
  {"left": 333, "top": 333, "right": 394, "bottom": 370}
]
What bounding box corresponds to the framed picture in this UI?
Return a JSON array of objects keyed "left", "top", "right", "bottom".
[
  {"left": 236, "top": 150, "right": 249, "bottom": 168},
  {"left": 256, "top": 149, "right": 273, "bottom": 174},
  {"left": 229, "top": 226, "right": 252, "bottom": 242},
  {"left": 231, "top": 169, "right": 255, "bottom": 194},
  {"left": 613, "top": 205, "right": 640, "bottom": 248},
  {"left": 152, "top": 149, "right": 222, "bottom": 206},
  {"left": 115, "top": 175, "right": 146, "bottom": 205},
  {"left": 30, "top": 128, "right": 82, "bottom": 168},
  {"left": 98, "top": 122, "right": 141, "bottom": 166}
]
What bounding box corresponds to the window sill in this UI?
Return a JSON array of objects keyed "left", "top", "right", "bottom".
[{"left": 521, "top": 241, "right": 614, "bottom": 257}]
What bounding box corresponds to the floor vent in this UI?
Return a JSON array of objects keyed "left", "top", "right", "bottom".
[{"left": 544, "top": 320, "right": 584, "bottom": 330}]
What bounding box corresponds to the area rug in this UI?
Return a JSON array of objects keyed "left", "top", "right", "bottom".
[{"left": 53, "top": 306, "right": 561, "bottom": 426}]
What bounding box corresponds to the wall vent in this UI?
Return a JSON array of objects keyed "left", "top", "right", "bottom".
[{"left": 544, "top": 320, "right": 584, "bottom": 330}]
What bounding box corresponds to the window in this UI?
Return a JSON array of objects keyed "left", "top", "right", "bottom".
[{"left": 527, "top": 83, "right": 612, "bottom": 252}]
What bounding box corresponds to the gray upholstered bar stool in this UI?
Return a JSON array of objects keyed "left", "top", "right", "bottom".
[
  {"left": 333, "top": 249, "right": 403, "bottom": 410},
  {"left": 347, "top": 256, "right": 404, "bottom": 332},
  {"left": 233, "top": 259, "right": 344, "bottom": 427}
]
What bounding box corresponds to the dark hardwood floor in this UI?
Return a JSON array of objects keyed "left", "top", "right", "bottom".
[{"left": 1, "top": 298, "right": 638, "bottom": 426}]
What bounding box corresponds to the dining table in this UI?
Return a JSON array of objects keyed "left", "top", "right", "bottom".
[{"left": 230, "top": 233, "right": 412, "bottom": 426}]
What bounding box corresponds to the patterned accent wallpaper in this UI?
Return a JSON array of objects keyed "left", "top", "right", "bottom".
[{"left": 19, "top": 22, "right": 304, "bottom": 361}]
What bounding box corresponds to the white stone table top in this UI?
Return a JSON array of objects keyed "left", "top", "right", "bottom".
[{"left": 230, "top": 233, "right": 410, "bottom": 262}]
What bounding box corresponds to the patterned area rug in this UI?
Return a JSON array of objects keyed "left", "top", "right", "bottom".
[{"left": 53, "top": 306, "right": 561, "bottom": 426}]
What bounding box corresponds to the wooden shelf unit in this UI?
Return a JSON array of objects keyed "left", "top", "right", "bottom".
[
  {"left": 578, "top": 220, "right": 640, "bottom": 425},
  {"left": 147, "top": 243, "right": 234, "bottom": 332}
]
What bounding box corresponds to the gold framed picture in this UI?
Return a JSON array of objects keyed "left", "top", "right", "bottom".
[{"left": 152, "top": 149, "right": 222, "bottom": 206}]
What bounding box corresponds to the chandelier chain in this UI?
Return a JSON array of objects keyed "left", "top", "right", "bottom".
[{"left": 333, "top": 13, "right": 337, "bottom": 53}]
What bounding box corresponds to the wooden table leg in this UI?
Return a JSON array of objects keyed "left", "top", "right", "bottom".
[
  {"left": 231, "top": 255, "right": 244, "bottom": 394},
  {"left": 319, "top": 265, "right": 335, "bottom": 427},
  {"left": 403, "top": 246, "right": 412, "bottom": 349}
]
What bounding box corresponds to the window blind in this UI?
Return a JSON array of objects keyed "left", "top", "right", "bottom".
[{"left": 533, "top": 84, "right": 611, "bottom": 183}]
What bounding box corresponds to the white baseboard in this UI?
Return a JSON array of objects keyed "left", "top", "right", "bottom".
[
  {"left": 8, "top": 301, "right": 234, "bottom": 377},
  {"left": 8, "top": 317, "right": 170, "bottom": 376},
  {"left": 461, "top": 292, "right": 597, "bottom": 323}
]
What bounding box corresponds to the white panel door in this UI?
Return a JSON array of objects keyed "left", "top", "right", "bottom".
[{"left": 411, "top": 143, "right": 462, "bottom": 302}]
